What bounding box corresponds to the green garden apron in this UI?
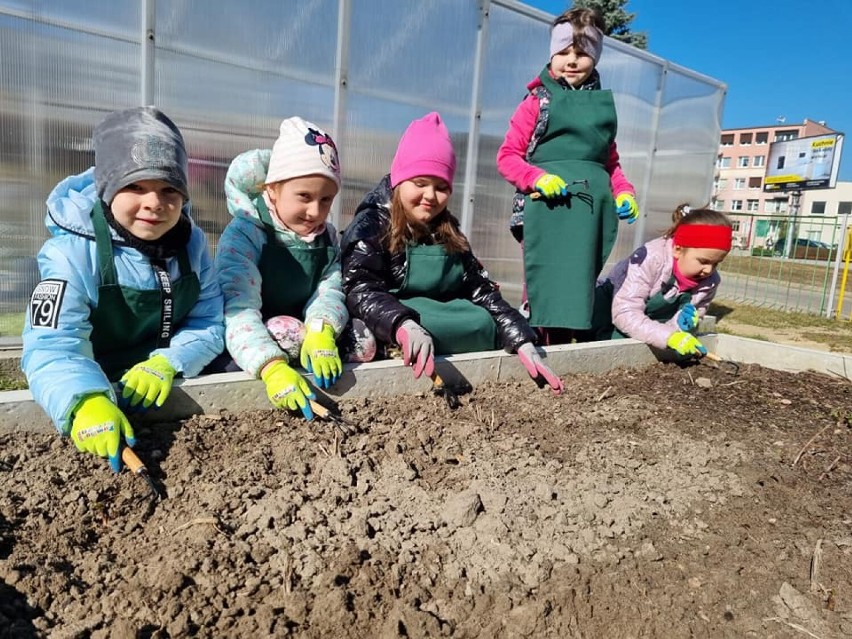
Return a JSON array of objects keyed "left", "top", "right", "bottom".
[
  {"left": 89, "top": 202, "right": 200, "bottom": 381},
  {"left": 395, "top": 244, "right": 497, "bottom": 355},
  {"left": 255, "top": 197, "right": 336, "bottom": 320},
  {"left": 592, "top": 275, "right": 692, "bottom": 340},
  {"left": 524, "top": 67, "right": 619, "bottom": 329}
]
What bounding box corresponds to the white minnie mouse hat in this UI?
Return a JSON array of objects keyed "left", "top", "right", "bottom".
[{"left": 266, "top": 116, "right": 341, "bottom": 188}]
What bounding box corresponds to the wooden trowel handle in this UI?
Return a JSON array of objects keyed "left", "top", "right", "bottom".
[
  {"left": 309, "top": 399, "right": 331, "bottom": 419},
  {"left": 704, "top": 352, "right": 722, "bottom": 362},
  {"left": 121, "top": 447, "right": 146, "bottom": 474}
]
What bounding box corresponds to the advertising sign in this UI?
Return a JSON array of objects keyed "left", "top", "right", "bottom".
[{"left": 763, "top": 133, "right": 844, "bottom": 192}]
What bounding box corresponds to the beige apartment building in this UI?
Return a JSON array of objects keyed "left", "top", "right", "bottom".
[{"left": 712, "top": 119, "right": 850, "bottom": 252}]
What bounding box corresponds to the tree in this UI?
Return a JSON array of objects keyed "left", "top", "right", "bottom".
[{"left": 569, "top": 0, "right": 648, "bottom": 50}]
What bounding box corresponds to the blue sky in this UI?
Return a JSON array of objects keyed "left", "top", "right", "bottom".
[{"left": 526, "top": 0, "right": 852, "bottom": 181}]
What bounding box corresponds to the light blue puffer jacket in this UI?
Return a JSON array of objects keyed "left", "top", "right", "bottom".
[{"left": 21, "top": 168, "right": 225, "bottom": 434}]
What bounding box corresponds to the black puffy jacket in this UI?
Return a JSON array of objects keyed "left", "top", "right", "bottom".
[{"left": 340, "top": 175, "right": 537, "bottom": 352}]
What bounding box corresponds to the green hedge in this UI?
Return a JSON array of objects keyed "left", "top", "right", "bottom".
[{"left": 750, "top": 248, "right": 776, "bottom": 257}]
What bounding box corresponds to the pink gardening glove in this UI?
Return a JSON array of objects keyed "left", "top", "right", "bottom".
[
  {"left": 395, "top": 320, "right": 435, "bottom": 379},
  {"left": 517, "top": 342, "right": 564, "bottom": 394}
]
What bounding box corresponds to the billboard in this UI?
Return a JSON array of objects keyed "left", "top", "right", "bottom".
[{"left": 763, "top": 132, "right": 845, "bottom": 192}]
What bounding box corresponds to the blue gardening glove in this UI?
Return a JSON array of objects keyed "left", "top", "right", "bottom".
[
  {"left": 677, "top": 303, "right": 700, "bottom": 332},
  {"left": 70, "top": 394, "right": 136, "bottom": 473},
  {"left": 119, "top": 354, "right": 176, "bottom": 413},
  {"left": 299, "top": 322, "right": 342, "bottom": 389},
  {"left": 517, "top": 343, "right": 564, "bottom": 394},
  {"left": 395, "top": 320, "right": 435, "bottom": 379},
  {"left": 534, "top": 173, "right": 568, "bottom": 199},
  {"left": 666, "top": 331, "right": 707, "bottom": 357},
  {"left": 615, "top": 193, "right": 639, "bottom": 224},
  {"left": 261, "top": 360, "right": 315, "bottom": 419}
]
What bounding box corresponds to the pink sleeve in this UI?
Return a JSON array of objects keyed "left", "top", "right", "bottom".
[
  {"left": 496, "top": 96, "right": 547, "bottom": 192},
  {"left": 693, "top": 285, "right": 717, "bottom": 312},
  {"left": 611, "top": 250, "right": 675, "bottom": 350},
  {"left": 606, "top": 141, "right": 635, "bottom": 196}
]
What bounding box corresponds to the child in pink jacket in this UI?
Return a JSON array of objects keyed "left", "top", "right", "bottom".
[
  {"left": 593, "top": 204, "right": 733, "bottom": 358},
  {"left": 496, "top": 7, "right": 638, "bottom": 344}
]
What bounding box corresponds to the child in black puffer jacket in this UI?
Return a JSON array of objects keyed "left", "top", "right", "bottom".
[{"left": 340, "top": 112, "right": 563, "bottom": 394}]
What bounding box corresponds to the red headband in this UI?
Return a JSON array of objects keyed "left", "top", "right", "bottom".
[{"left": 672, "top": 224, "right": 732, "bottom": 251}]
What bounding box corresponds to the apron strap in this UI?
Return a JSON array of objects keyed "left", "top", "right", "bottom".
[
  {"left": 255, "top": 196, "right": 278, "bottom": 243},
  {"left": 150, "top": 259, "right": 174, "bottom": 349},
  {"left": 161, "top": 245, "right": 194, "bottom": 347},
  {"left": 91, "top": 201, "right": 119, "bottom": 287}
]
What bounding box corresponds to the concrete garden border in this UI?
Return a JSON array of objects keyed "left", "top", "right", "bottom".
[{"left": 1, "top": 334, "right": 849, "bottom": 434}]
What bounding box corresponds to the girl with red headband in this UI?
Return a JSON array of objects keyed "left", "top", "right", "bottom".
[{"left": 592, "top": 204, "right": 733, "bottom": 357}]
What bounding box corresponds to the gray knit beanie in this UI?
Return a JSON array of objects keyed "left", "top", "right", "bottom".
[{"left": 93, "top": 106, "right": 189, "bottom": 205}]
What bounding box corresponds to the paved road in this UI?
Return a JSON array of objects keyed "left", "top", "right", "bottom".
[{"left": 717, "top": 270, "right": 852, "bottom": 318}]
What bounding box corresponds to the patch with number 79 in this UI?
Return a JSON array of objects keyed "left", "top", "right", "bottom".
[{"left": 29, "top": 279, "right": 67, "bottom": 329}]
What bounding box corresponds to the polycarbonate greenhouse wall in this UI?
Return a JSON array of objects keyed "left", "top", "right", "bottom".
[{"left": 0, "top": 0, "right": 725, "bottom": 334}]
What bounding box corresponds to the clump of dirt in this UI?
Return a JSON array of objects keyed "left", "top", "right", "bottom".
[{"left": 1, "top": 362, "right": 851, "bottom": 638}]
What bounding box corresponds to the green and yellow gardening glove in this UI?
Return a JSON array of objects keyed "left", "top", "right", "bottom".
[
  {"left": 261, "top": 360, "right": 315, "bottom": 420},
  {"left": 666, "top": 331, "right": 707, "bottom": 357},
  {"left": 119, "top": 354, "right": 176, "bottom": 413},
  {"left": 70, "top": 393, "right": 136, "bottom": 472},
  {"left": 615, "top": 193, "right": 639, "bottom": 224},
  {"left": 299, "top": 320, "right": 343, "bottom": 389},
  {"left": 534, "top": 173, "right": 568, "bottom": 199}
]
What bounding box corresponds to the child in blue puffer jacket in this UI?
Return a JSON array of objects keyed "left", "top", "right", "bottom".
[{"left": 21, "top": 106, "right": 225, "bottom": 472}]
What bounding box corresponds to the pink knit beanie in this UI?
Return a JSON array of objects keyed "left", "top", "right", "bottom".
[
  {"left": 390, "top": 112, "right": 456, "bottom": 190},
  {"left": 267, "top": 116, "right": 341, "bottom": 188}
]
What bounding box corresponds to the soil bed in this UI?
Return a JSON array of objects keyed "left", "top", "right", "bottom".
[{"left": 1, "top": 362, "right": 851, "bottom": 638}]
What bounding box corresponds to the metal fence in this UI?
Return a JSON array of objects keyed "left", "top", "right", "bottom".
[
  {"left": 0, "top": 0, "right": 726, "bottom": 336},
  {"left": 717, "top": 213, "right": 852, "bottom": 317}
]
